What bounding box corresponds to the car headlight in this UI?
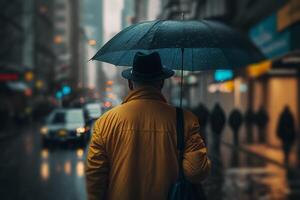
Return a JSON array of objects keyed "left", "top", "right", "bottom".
[
  {"left": 76, "top": 127, "right": 85, "bottom": 134},
  {"left": 40, "top": 126, "right": 48, "bottom": 135}
]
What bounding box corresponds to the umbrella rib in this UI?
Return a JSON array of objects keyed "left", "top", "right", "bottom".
[
  {"left": 115, "top": 29, "right": 148, "bottom": 65},
  {"left": 148, "top": 20, "right": 163, "bottom": 49},
  {"left": 134, "top": 20, "right": 162, "bottom": 49},
  {"left": 122, "top": 22, "right": 151, "bottom": 48},
  {"left": 116, "top": 21, "right": 161, "bottom": 65},
  {"left": 115, "top": 22, "right": 160, "bottom": 65}
]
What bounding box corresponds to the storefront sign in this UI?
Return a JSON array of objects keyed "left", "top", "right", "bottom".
[
  {"left": 277, "top": 0, "right": 300, "bottom": 32},
  {"left": 247, "top": 60, "right": 272, "bottom": 78},
  {"left": 214, "top": 70, "right": 233, "bottom": 82},
  {"left": 0, "top": 73, "right": 19, "bottom": 81},
  {"left": 249, "top": 14, "right": 290, "bottom": 59}
]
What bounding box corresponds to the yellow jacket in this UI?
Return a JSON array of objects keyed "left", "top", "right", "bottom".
[{"left": 86, "top": 87, "right": 211, "bottom": 200}]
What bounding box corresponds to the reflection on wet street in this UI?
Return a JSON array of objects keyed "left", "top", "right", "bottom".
[
  {"left": 0, "top": 125, "right": 87, "bottom": 200},
  {"left": 205, "top": 137, "right": 300, "bottom": 200},
  {"left": 1, "top": 125, "right": 300, "bottom": 200}
]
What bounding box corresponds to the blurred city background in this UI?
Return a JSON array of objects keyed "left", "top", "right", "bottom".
[{"left": 1, "top": 0, "right": 300, "bottom": 199}]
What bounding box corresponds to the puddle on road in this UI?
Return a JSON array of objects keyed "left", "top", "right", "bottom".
[
  {"left": 38, "top": 147, "right": 87, "bottom": 181},
  {"left": 223, "top": 165, "right": 290, "bottom": 200},
  {"left": 76, "top": 148, "right": 84, "bottom": 159},
  {"left": 76, "top": 161, "right": 85, "bottom": 177},
  {"left": 40, "top": 162, "right": 50, "bottom": 181},
  {"left": 64, "top": 160, "right": 72, "bottom": 175}
]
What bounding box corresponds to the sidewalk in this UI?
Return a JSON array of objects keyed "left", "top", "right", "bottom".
[
  {"left": 243, "top": 144, "right": 298, "bottom": 168},
  {"left": 222, "top": 141, "right": 299, "bottom": 170}
]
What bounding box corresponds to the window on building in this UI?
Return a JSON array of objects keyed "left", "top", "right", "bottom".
[
  {"left": 55, "top": 28, "right": 66, "bottom": 35},
  {"left": 56, "top": 15, "right": 66, "bottom": 22},
  {"left": 56, "top": 3, "right": 66, "bottom": 10}
]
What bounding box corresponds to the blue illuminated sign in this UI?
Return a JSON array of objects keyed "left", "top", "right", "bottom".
[
  {"left": 214, "top": 70, "right": 233, "bottom": 82},
  {"left": 249, "top": 14, "right": 290, "bottom": 59}
]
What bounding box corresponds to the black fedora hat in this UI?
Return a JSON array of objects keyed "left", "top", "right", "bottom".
[{"left": 122, "top": 52, "right": 174, "bottom": 81}]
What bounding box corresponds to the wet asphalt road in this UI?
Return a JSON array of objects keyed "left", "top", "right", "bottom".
[
  {"left": 205, "top": 134, "right": 300, "bottom": 200},
  {"left": 0, "top": 125, "right": 87, "bottom": 200},
  {"left": 1, "top": 124, "right": 300, "bottom": 200}
]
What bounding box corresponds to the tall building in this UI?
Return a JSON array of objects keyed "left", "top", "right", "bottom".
[
  {"left": 53, "top": 0, "right": 72, "bottom": 88},
  {"left": 122, "top": 0, "right": 135, "bottom": 28},
  {"left": 134, "top": 0, "right": 149, "bottom": 22},
  {"left": 82, "top": 0, "right": 106, "bottom": 98},
  {"left": 231, "top": 0, "right": 286, "bottom": 30},
  {"left": 52, "top": 0, "right": 92, "bottom": 103},
  {"left": 134, "top": 0, "right": 165, "bottom": 22},
  {"left": 69, "top": 0, "right": 80, "bottom": 89},
  {"left": 1, "top": 0, "right": 55, "bottom": 122},
  {"left": 0, "top": 0, "right": 24, "bottom": 65},
  {"left": 0, "top": 0, "right": 26, "bottom": 124},
  {"left": 33, "top": 0, "right": 56, "bottom": 93},
  {"left": 160, "top": 0, "right": 233, "bottom": 21},
  {"left": 21, "top": 0, "right": 56, "bottom": 94}
]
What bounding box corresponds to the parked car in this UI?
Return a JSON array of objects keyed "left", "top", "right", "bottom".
[{"left": 40, "top": 108, "right": 90, "bottom": 146}]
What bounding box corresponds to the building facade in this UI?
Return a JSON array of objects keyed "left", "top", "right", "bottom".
[
  {"left": 33, "top": 0, "right": 56, "bottom": 93},
  {"left": 82, "top": 0, "right": 106, "bottom": 99},
  {"left": 0, "top": 0, "right": 24, "bottom": 65},
  {"left": 53, "top": 0, "right": 72, "bottom": 88},
  {"left": 131, "top": 0, "right": 299, "bottom": 148}
]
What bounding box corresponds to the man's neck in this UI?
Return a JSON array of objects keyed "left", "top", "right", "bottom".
[{"left": 131, "top": 85, "right": 162, "bottom": 92}]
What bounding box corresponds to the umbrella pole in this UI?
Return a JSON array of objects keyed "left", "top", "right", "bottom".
[
  {"left": 179, "top": 13, "right": 185, "bottom": 108},
  {"left": 180, "top": 48, "right": 184, "bottom": 108}
]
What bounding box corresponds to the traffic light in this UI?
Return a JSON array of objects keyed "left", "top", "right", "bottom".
[
  {"left": 62, "top": 85, "right": 71, "bottom": 95},
  {"left": 56, "top": 91, "right": 63, "bottom": 99},
  {"left": 55, "top": 85, "right": 71, "bottom": 100}
]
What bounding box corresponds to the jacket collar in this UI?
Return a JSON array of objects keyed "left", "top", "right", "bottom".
[{"left": 122, "top": 86, "right": 167, "bottom": 104}]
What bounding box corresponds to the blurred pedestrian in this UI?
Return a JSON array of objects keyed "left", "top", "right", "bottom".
[
  {"left": 210, "top": 103, "right": 226, "bottom": 153},
  {"left": 228, "top": 109, "right": 243, "bottom": 146},
  {"left": 276, "top": 106, "right": 296, "bottom": 165},
  {"left": 193, "top": 103, "right": 210, "bottom": 144},
  {"left": 255, "top": 106, "right": 269, "bottom": 143},
  {"left": 85, "top": 52, "right": 211, "bottom": 200},
  {"left": 245, "top": 108, "right": 255, "bottom": 143}
]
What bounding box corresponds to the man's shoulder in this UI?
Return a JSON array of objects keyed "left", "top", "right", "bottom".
[{"left": 94, "top": 105, "right": 122, "bottom": 125}]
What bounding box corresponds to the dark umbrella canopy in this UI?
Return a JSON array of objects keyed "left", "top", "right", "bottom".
[{"left": 92, "top": 20, "right": 264, "bottom": 70}]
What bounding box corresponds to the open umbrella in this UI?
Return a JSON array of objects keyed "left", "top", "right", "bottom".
[
  {"left": 92, "top": 19, "right": 264, "bottom": 106},
  {"left": 92, "top": 20, "right": 264, "bottom": 70}
]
